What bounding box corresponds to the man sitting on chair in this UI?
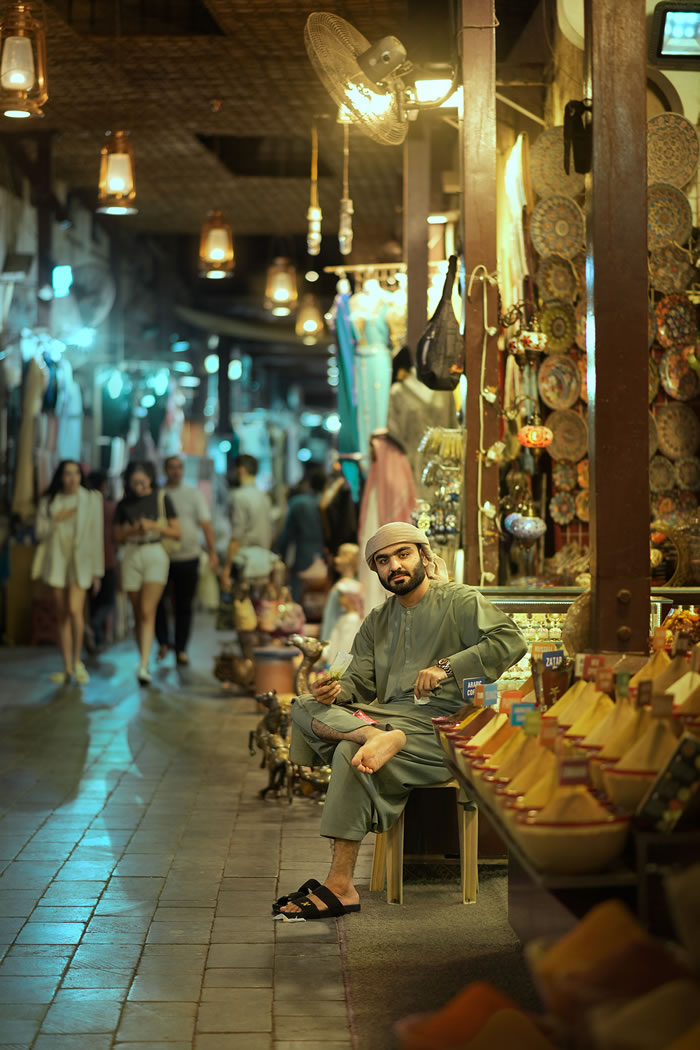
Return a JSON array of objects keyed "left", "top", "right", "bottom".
[{"left": 275, "top": 521, "right": 527, "bottom": 922}]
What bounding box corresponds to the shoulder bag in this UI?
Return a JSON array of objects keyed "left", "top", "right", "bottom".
[{"left": 157, "top": 490, "right": 181, "bottom": 556}]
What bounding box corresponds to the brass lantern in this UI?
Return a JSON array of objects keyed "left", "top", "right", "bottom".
[
  {"left": 97, "top": 130, "right": 137, "bottom": 215},
  {"left": 199, "top": 210, "right": 234, "bottom": 279},
  {"left": 295, "top": 294, "right": 323, "bottom": 344},
  {"left": 264, "top": 257, "right": 297, "bottom": 316},
  {"left": 0, "top": 1, "right": 48, "bottom": 119}
]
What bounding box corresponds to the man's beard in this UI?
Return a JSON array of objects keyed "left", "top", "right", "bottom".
[{"left": 381, "top": 561, "right": 426, "bottom": 595}]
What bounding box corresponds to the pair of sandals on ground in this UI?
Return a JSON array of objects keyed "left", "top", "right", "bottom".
[{"left": 272, "top": 878, "right": 360, "bottom": 923}]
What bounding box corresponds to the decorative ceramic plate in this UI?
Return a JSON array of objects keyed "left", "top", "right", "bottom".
[
  {"left": 656, "top": 493, "right": 683, "bottom": 523},
  {"left": 649, "top": 303, "right": 657, "bottom": 350},
  {"left": 649, "top": 356, "right": 660, "bottom": 404},
  {"left": 546, "top": 409, "right": 589, "bottom": 462},
  {"left": 552, "top": 460, "right": 578, "bottom": 491},
  {"left": 575, "top": 489, "right": 590, "bottom": 522},
  {"left": 656, "top": 294, "right": 698, "bottom": 350},
  {"left": 675, "top": 457, "right": 700, "bottom": 492},
  {"left": 577, "top": 458, "right": 589, "bottom": 489},
  {"left": 577, "top": 354, "right": 588, "bottom": 403},
  {"left": 537, "top": 354, "right": 581, "bottom": 409},
  {"left": 549, "top": 490, "right": 576, "bottom": 525},
  {"left": 660, "top": 347, "right": 700, "bottom": 401},
  {"left": 531, "top": 195, "right": 585, "bottom": 259},
  {"left": 529, "top": 126, "right": 585, "bottom": 199},
  {"left": 575, "top": 300, "right": 587, "bottom": 351},
  {"left": 647, "top": 113, "right": 699, "bottom": 188},
  {"left": 536, "top": 254, "right": 579, "bottom": 303},
  {"left": 655, "top": 403, "right": 700, "bottom": 460},
  {"left": 648, "top": 183, "right": 693, "bottom": 251},
  {"left": 650, "top": 454, "right": 676, "bottom": 493},
  {"left": 572, "top": 253, "right": 586, "bottom": 289},
  {"left": 649, "top": 412, "right": 658, "bottom": 459},
  {"left": 539, "top": 301, "right": 576, "bottom": 353},
  {"left": 650, "top": 244, "right": 695, "bottom": 295}
]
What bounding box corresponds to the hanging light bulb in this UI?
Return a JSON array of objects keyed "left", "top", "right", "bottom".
[
  {"left": 97, "top": 130, "right": 138, "bottom": 215},
  {"left": 199, "top": 210, "right": 234, "bottom": 279},
  {"left": 338, "top": 122, "right": 354, "bottom": 256},
  {"left": 0, "top": 1, "right": 47, "bottom": 118},
  {"left": 307, "top": 122, "right": 322, "bottom": 256},
  {"left": 265, "top": 257, "right": 298, "bottom": 314},
  {"left": 295, "top": 294, "right": 324, "bottom": 344}
]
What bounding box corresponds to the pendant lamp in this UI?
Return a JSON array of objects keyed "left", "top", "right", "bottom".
[
  {"left": 199, "top": 210, "right": 234, "bottom": 279},
  {"left": 295, "top": 294, "right": 324, "bottom": 344},
  {"left": 265, "top": 257, "right": 297, "bottom": 315},
  {"left": 97, "top": 130, "right": 138, "bottom": 215},
  {"left": 338, "top": 121, "right": 354, "bottom": 256},
  {"left": 0, "top": 1, "right": 47, "bottom": 118},
  {"left": 307, "top": 122, "right": 322, "bottom": 256},
  {"left": 517, "top": 420, "right": 553, "bottom": 449}
]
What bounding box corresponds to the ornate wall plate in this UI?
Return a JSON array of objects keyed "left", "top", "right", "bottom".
[
  {"left": 529, "top": 126, "right": 585, "bottom": 199},
  {"left": 531, "top": 195, "right": 585, "bottom": 259},
  {"left": 650, "top": 454, "right": 676, "bottom": 493},
  {"left": 536, "top": 254, "right": 579, "bottom": 303},
  {"left": 649, "top": 356, "right": 660, "bottom": 404},
  {"left": 650, "top": 244, "right": 695, "bottom": 295},
  {"left": 549, "top": 490, "right": 576, "bottom": 525},
  {"left": 552, "top": 461, "right": 578, "bottom": 490},
  {"left": 675, "top": 457, "right": 700, "bottom": 492},
  {"left": 537, "top": 354, "right": 581, "bottom": 409},
  {"left": 647, "top": 113, "right": 699, "bottom": 188},
  {"left": 656, "top": 294, "right": 697, "bottom": 350},
  {"left": 647, "top": 183, "right": 693, "bottom": 251},
  {"left": 660, "top": 347, "right": 700, "bottom": 401},
  {"left": 575, "top": 300, "right": 587, "bottom": 351},
  {"left": 575, "top": 489, "right": 590, "bottom": 522},
  {"left": 649, "top": 303, "right": 657, "bottom": 350},
  {"left": 577, "top": 458, "right": 589, "bottom": 489},
  {"left": 655, "top": 403, "right": 700, "bottom": 460},
  {"left": 649, "top": 412, "right": 659, "bottom": 459},
  {"left": 546, "top": 409, "right": 588, "bottom": 462},
  {"left": 540, "top": 301, "right": 576, "bottom": 353}
]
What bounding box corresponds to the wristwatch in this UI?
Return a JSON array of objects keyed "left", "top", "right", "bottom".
[{"left": 437, "top": 658, "right": 453, "bottom": 678}]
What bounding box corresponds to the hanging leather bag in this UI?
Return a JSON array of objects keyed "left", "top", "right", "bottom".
[{"left": 415, "top": 255, "right": 463, "bottom": 391}]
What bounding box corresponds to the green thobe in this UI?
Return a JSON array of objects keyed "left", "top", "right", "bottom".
[{"left": 290, "top": 581, "right": 527, "bottom": 840}]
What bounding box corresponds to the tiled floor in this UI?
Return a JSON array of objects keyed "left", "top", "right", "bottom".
[{"left": 0, "top": 619, "right": 371, "bottom": 1049}]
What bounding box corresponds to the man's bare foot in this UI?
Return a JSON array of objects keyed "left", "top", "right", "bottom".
[
  {"left": 351, "top": 728, "right": 407, "bottom": 774},
  {"left": 279, "top": 881, "right": 360, "bottom": 916}
]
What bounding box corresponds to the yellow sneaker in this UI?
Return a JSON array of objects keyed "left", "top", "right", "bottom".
[{"left": 73, "top": 661, "right": 90, "bottom": 684}]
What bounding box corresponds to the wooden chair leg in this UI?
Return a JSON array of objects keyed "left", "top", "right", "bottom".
[
  {"left": 385, "top": 811, "right": 405, "bottom": 905},
  {"left": 458, "top": 802, "right": 479, "bottom": 904},
  {"left": 369, "top": 832, "right": 387, "bottom": 892}
]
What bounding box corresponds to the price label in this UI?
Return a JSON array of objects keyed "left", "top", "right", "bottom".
[
  {"left": 500, "top": 689, "right": 523, "bottom": 715},
  {"left": 653, "top": 627, "right": 667, "bottom": 651},
  {"left": 575, "top": 653, "right": 585, "bottom": 677},
  {"left": 523, "top": 711, "right": 542, "bottom": 738},
  {"left": 463, "top": 677, "right": 485, "bottom": 701},
  {"left": 596, "top": 668, "right": 614, "bottom": 694},
  {"left": 511, "top": 702, "right": 536, "bottom": 726},
  {"left": 483, "top": 683, "right": 499, "bottom": 707},
  {"left": 616, "top": 671, "right": 632, "bottom": 699},
  {"left": 637, "top": 680, "right": 653, "bottom": 706},
  {"left": 474, "top": 683, "right": 485, "bottom": 705},
  {"left": 651, "top": 693, "right": 674, "bottom": 718},
  {"left": 559, "top": 758, "right": 590, "bottom": 787},
  {"left": 673, "top": 632, "right": 690, "bottom": 655},
  {"left": 582, "top": 654, "right": 608, "bottom": 680},
  {"left": 629, "top": 684, "right": 638, "bottom": 705},
  {"left": 543, "top": 649, "right": 565, "bottom": 670},
  {"left": 540, "top": 721, "right": 558, "bottom": 749},
  {"left": 532, "top": 641, "right": 558, "bottom": 659}
]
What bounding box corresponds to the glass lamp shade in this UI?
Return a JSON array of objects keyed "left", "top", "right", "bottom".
[
  {"left": 517, "top": 423, "right": 553, "bottom": 448},
  {"left": 505, "top": 513, "right": 547, "bottom": 545},
  {"left": 295, "top": 295, "right": 323, "bottom": 342},
  {"left": 0, "top": 3, "right": 48, "bottom": 118},
  {"left": 264, "top": 258, "right": 298, "bottom": 311},
  {"left": 199, "top": 210, "right": 234, "bottom": 278},
  {"left": 338, "top": 198, "right": 354, "bottom": 256},
  {"left": 97, "top": 130, "right": 137, "bottom": 215}
]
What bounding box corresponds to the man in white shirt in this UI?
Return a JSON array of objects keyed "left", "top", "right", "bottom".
[
  {"left": 221, "top": 454, "right": 274, "bottom": 592},
  {"left": 155, "top": 455, "right": 219, "bottom": 665}
]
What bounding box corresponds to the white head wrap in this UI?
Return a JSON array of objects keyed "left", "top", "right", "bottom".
[{"left": 364, "top": 522, "right": 450, "bottom": 582}]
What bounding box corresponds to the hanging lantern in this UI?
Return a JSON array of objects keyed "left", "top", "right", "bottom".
[
  {"left": 295, "top": 294, "right": 324, "bottom": 344},
  {"left": 505, "top": 512, "right": 547, "bottom": 546},
  {"left": 0, "top": 1, "right": 47, "bottom": 118},
  {"left": 97, "top": 130, "right": 137, "bottom": 215},
  {"left": 517, "top": 422, "right": 553, "bottom": 448},
  {"left": 265, "top": 257, "right": 298, "bottom": 315},
  {"left": 307, "top": 122, "right": 322, "bottom": 256},
  {"left": 199, "top": 210, "right": 234, "bottom": 279},
  {"left": 338, "top": 122, "right": 353, "bottom": 256}
]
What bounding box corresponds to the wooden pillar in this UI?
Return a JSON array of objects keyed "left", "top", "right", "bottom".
[
  {"left": 585, "top": 0, "right": 649, "bottom": 651},
  {"left": 460, "top": 0, "right": 499, "bottom": 584},
  {"left": 403, "top": 124, "right": 430, "bottom": 356}
]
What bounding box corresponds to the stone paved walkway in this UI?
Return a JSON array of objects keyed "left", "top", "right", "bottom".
[{"left": 0, "top": 618, "right": 372, "bottom": 1049}]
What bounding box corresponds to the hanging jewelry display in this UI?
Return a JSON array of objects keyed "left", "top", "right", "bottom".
[{"left": 413, "top": 427, "right": 464, "bottom": 545}]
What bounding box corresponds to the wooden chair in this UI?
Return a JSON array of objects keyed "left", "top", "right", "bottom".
[{"left": 370, "top": 779, "right": 479, "bottom": 905}]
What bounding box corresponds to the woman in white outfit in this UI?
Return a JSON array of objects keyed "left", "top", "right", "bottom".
[
  {"left": 114, "top": 461, "right": 180, "bottom": 684},
  {"left": 35, "top": 460, "right": 105, "bottom": 685}
]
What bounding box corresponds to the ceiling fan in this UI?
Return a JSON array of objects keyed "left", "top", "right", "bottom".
[{"left": 304, "top": 12, "right": 459, "bottom": 146}]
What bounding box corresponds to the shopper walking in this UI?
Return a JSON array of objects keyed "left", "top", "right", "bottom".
[
  {"left": 34, "top": 459, "right": 104, "bottom": 685},
  {"left": 155, "top": 454, "right": 219, "bottom": 666},
  {"left": 221, "top": 454, "right": 273, "bottom": 592},
  {"left": 275, "top": 468, "right": 326, "bottom": 602},
  {"left": 114, "top": 461, "right": 180, "bottom": 685},
  {"left": 85, "top": 470, "right": 117, "bottom": 652}
]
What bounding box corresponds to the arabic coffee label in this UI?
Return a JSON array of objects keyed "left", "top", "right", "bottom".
[{"left": 463, "top": 677, "right": 485, "bottom": 701}]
